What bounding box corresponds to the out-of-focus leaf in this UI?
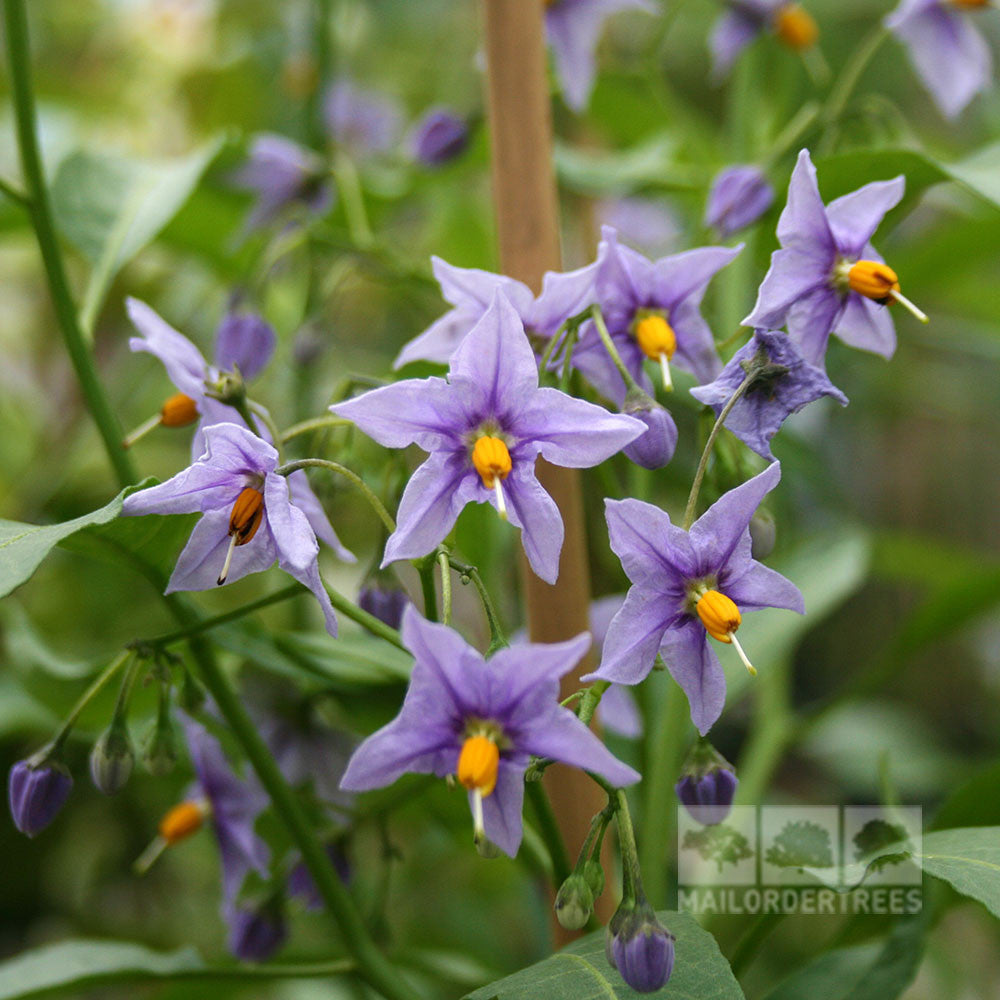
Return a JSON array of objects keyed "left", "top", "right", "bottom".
[
  {"left": 947, "top": 141, "right": 1000, "bottom": 209},
  {"left": 930, "top": 762, "right": 1000, "bottom": 831},
  {"left": 50, "top": 138, "right": 224, "bottom": 338},
  {"left": 761, "top": 943, "right": 882, "bottom": 1000},
  {"left": 917, "top": 827, "right": 1000, "bottom": 919},
  {"left": 554, "top": 135, "right": 699, "bottom": 195},
  {"left": 0, "top": 484, "right": 142, "bottom": 599},
  {"left": 463, "top": 910, "right": 743, "bottom": 1000}
]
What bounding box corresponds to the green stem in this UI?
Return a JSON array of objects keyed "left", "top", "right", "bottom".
[
  {"left": 447, "top": 554, "right": 507, "bottom": 652},
  {"left": 162, "top": 594, "right": 419, "bottom": 1000},
  {"left": 230, "top": 396, "right": 265, "bottom": 440},
  {"left": 418, "top": 556, "right": 438, "bottom": 621},
  {"left": 577, "top": 681, "right": 609, "bottom": 727},
  {"left": 3, "top": 0, "right": 136, "bottom": 488},
  {"left": 50, "top": 650, "right": 132, "bottom": 752},
  {"left": 143, "top": 584, "right": 302, "bottom": 647},
  {"left": 277, "top": 458, "right": 396, "bottom": 534},
  {"left": 0, "top": 173, "right": 29, "bottom": 207},
  {"left": 306, "top": 0, "right": 333, "bottom": 151},
  {"left": 333, "top": 151, "right": 373, "bottom": 248},
  {"left": 282, "top": 414, "right": 351, "bottom": 443},
  {"left": 613, "top": 788, "right": 643, "bottom": 904},
  {"left": 526, "top": 782, "right": 572, "bottom": 887},
  {"left": 537, "top": 306, "right": 591, "bottom": 375},
  {"left": 437, "top": 550, "right": 452, "bottom": 625},
  {"left": 591, "top": 304, "right": 642, "bottom": 395},
  {"left": 575, "top": 802, "right": 613, "bottom": 871},
  {"left": 323, "top": 583, "right": 408, "bottom": 652},
  {"left": 818, "top": 26, "right": 889, "bottom": 153},
  {"left": 729, "top": 911, "right": 785, "bottom": 978},
  {"left": 683, "top": 371, "right": 755, "bottom": 530},
  {"left": 248, "top": 400, "right": 284, "bottom": 455}
]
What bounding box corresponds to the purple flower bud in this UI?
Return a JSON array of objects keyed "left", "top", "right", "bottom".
[
  {"left": 607, "top": 904, "right": 676, "bottom": 993},
  {"left": 288, "top": 841, "right": 352, "bottom": 911},
  {"left": 676, "top": 767, "right": 738, "bottom": 826},
  {"left": 9, "top": 756, "right": 73, "bottom": 837},
  {"left": 227, "top": 904, "right": 287, "bottom": 962},
  {"left": 409, "top": 109, "right": 470, "bottom": 167},
  {"left": 358, "top": 582, "right": 410, "bottom": 631},
  {"left": 215, "top": 311, "right": 277, "bottom": 382},
  {"left": 621, "top": 390, "right": 678, "bottom": 470},
  {"left": 704, "top": 165, "right": 774, "bottom": 238}
]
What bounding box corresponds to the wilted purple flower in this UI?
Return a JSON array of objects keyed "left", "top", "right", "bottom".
[
  {"left": 583, "top": 463, "right": 803, "bottom": 733},
  {"left": 228, "top": 903, "right": 287, "bottom": 963},
  {"left": 597, "top": 196, "right": 681, "bottom": 258},
  {"left": 341, "top": 606, "right": 639, "bottom": 856},
  {"left": 230, "top": 133, "right": 332, "bottom": 232},
  {"left": 742, "top": 149, "right": 925, "bottom": 366},
  {"left": 545, "top": 0, "right": 657, "bottom": 111},
  {"left": 572, "top": 226, "right": 739, "bottom": 403},
  {"left": 334, "top": 292, "right": 643, "bottom": 584},
  {"left": 393, "top": 255, "right": 597, "bottom": 370},
  {"left": 710, "top": 0, "right": 820, "bottom": 79},
  {"left": 886, "top": 0, "right": 993, "bottom": 119},
  {"left": 126, "top": 298, "right": 354, "bottom": 565},
  {"left": 705, "top": 165, "right": 775, "bottom": 237},
  {"left": 606, "top": 902, "right": 676, "bottom": 993},
  {"left": 122, "top": 423, "right": 340, "bottom": 636},
  {"left": 409, "top": 108, "right": 470, "bottom": 167},
  {"left": 690, "top": 329, "right": 848, "bottom": 460},
  {"left": 676, "top": 768, "right": 738, "bottom": 825},
  {"left": 621, "top": 389, "right": 678, "bottom": 470},
  {"left": 8, "top": 755, "right": 72, "bottom": 837},
  {"left": 358, "top": 581, "right": 410, "bottom": 630},
  {"left": 325, "top": 79, "right": 401, "bottom": 157}
]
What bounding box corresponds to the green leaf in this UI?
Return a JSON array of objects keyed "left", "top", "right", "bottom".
[
  {"left": 917, "top": 827, "right": 1000, "bottom": 919},
  {"left": 930, "top": 762, "right": 1000, "bottom": 831},
  {"left": 463, "top": 910, "right": 743, "bottom": 1000},
  {"left": 0, "top": 484, "right": 142, "bottom": 599},
  {"left": 50, "top": 138, "right": 224, "bottom": 338},
  {"left": 554, "top": 135, "right": 700, "bottom": 196}
]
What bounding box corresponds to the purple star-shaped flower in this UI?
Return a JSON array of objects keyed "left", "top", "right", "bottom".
[
  {"left": 886, "top": 0, "right": 993, "bottom": 119},
  {"left": 324, "top": 79, "right": 402, "bottom": 158},
  {"left": 742, "top": 149, "right": 909, "bottom": 366},
  {"left": 710, "top": 1, "right": 819, "bottom": 79},
  {"left": 393, "top": 256, "right": 598, "bottom": 370},
  {"left": 122, "top": 422, "right": 340, "bottom": 636},
  {"left": 126, "top": 297, "right": 354, "bottom": 565},
  {"left": 544, "top": 0, "right": 656, "bottom": 111},
  {"left": 571, "top": 225, "right": 740, "bottom": 404},
  {"left": 334, "top": 291, "right": 643, "bottom": 584},
  {"left": 230, "top": 133, "right": 333, "bottom": 232},
  {"left": 690, "top": 329, "right": 848, "bottom": 460},
  {"left": 704, "top": 165, "right": 775, "bottom": 238},
  {"left": 583, "top": 463, "right": 804, "bottom": 733},
  {"left": 340, "top": 606, "right": 639, "bottom": 856}
]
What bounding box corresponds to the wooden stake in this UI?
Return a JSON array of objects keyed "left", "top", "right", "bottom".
[{"left": 482, "top": 0, "right": 615, "bottom": 937}]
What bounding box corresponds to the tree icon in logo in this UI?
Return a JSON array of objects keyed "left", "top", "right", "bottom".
[
  {"left": 682, "top": 823, "right": 754, "bottom": 874},
  {"left": 765, "top": 820, "right": 834, "bottom": 869}
]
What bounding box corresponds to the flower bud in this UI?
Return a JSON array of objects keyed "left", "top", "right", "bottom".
[
  {"left": 90, "top": 724, "right": 135, "bottom": 796},
  {"left": 622, "top": 389, "right": 678, "bottom": 470},
  {"left": 141, "top": 718, "right": 177, "bottom": 777},
  {"left": 676, "top": 739, "right": 738, "bottom": 826},
  {"left": 8, "top": 754, "right": 73, "bottom": 837},
  {"left": 227, "top": 903, "right": 288, "bottom": 963},
  {"left": 704, "top": 165, "right": 774, "bottom": 238},
  {"left": 358, "top": 581, "right": 410, "bottom": 630},
  {"left": 409, "top": 109, "right": 470, "bottom": 167},
  {"left": 750, "top": 508, "right": 776, "bottom": 560},
  {"left": 180, "top": 670, "right": 206, "bottom": 713},
  {"left": 583, "top": 858, "right": 606, "bottom": 899},
  {"left": 606, "top": 902, "right": 676, "bottom": 993},
  {"left": 555, "top": 873, "right": 594, "bottom": 930}
]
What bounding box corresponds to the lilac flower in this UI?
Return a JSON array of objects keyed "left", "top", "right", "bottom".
[
  {"left": 705, "top": 165, "right": 775, "bottom": 238},
  {"left": 334, "top": 292, "right": 643, "bottom": 584},
  {"left": 228, "top": 904, "right": 287, "bottom": 963},
  {"left": 230, "top": 134, "right": 332, "bottom": 232},
  {"left": 122, "top": 422, "right": 340, "bottom": 636},
  {"left": 710, "top": 0, "right": 819, "bottom": 79},
  {"left": 324, "top": 79, "right": 401, "bottom": 158},
  {"left": 571, "top": 226, "right": 740, "bottom": 404},
  {"left": 340, "top": 606, "right": 639, "bottom": 856},
  {"left": 690, "top": 329, "right": 848, "bottom": 460},
  {"left": 8, "top": 756, "right": 72, "bottom": 837},
  {"left": 126, "top": 298, "right": 354, "bottom": 565},
  {"left": 886, "top": 0, "right": 993, "bottom": 119},
  {"left": 742, "top": 149, "right": 926, "bottom": 366},
  {"left": 597, "top": 196, "right": 681, "bottom": 258},
  {"left": 358, "top": 581, "right": 411, "bottom": 630},
  {"left": 676, "top": 768, "right": 738, "bottom": 826},
  {"left": 409, "top": 108, "right": 470, "bottom": 167},
  {"left": 590, "top": 595, "right": 643, "bottom": 738},
  {"left": 393, "top": 255, "right": 597, "bottom": 370},
  {"left": 621, "top": 390, "right": 678, "bottom": 470},
  {"left": 544, "top": 0, "right": 657, "bottom": 111},
  {"left": 583, "top": 463, "right": 804, "bottom": 733}
]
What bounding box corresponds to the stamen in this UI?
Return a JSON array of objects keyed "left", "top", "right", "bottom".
[
  {"left": 729, "top": 632, "right": 757, "bottom": 676},
  {"left": 133, "top": 835, "right": 169, "bottom": 875},
  {"left": 774, "top": 4, "right": 818, "bottom": 50},
  {"left": 695, "top": 589, "right": 742, "bottom": 642},
  {"left": 471, "top": 790, "right": 486, "bottom": 846},
  {"left": 634, "top": 314, "right": 677, "bottom": 364},
  {"left": 888, "top": 288, "right": 929, "bottom": 324},
  {"left": 493, "top": 477, "right": 508, "bottom": 521},
  {"left": 658, "top": 352, "right": 673, "bottom": 392},
  {"left": 471, "top": 436, "right": 512, "bottom": 521},
  {"left": 122, "top": 393, "right": 200, "bottom": 448},
  {"left": 122, "top": 413, "right": 163, "bottom": 449},
  {"left": 217, "top": 532, "right": 239, "bottom": 586},
  {"left": 457, "top": 735, "right": 500, "bottom": 797},
  {"left": 218, "top": 487, "right": 265, "bottom": 584},
  {"left": 134, "top": 799, "right": 209, "bottom": 875}
]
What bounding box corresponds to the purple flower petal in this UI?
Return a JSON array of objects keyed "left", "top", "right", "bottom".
[
  {"left": 503, "top": 462, "right": 566, "bottom": 585},
  {"left": 214, "top": 311, "right": 277, "bottom": 380},
  {"left": 605, "top": 498, "right": 695, "bottom": 587},
  {"left": 586, "top": 586, "right": 674, "bottom": 685},
  {"left": 659, "top": 622, "right": 727, "bottom": 735},
  {"left": 127, "top": 297, "right": 209, "bottom": 401},
  {"left": 479, "top": 758, "right": 528, "bottom": 856}
]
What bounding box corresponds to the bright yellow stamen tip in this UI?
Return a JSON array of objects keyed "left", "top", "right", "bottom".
[
  {"left": 159, "top": 799, "right": 208, "bottom": 844},
  {"left": 696, "top": 589, "right": 742, "bottom": 643},
  {"left": 471, "top": 436, "right": 512, "bottom": 490},
  {"left": 159, "top": 392, "right": 200, "bottom": 428},
  {"left": 847, "top": 260, "right": 900, "bottom": 301},
  {"left": 775, "top": 4, "right": 818, "bottom": 49},
  {"left": 634, "top": 314, "right": 677, "bottom": 363},
  {"left": 457, "top": 735, "right": 499, "bottom": 797}
]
